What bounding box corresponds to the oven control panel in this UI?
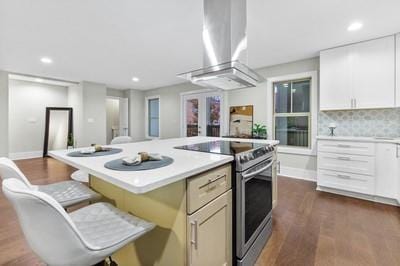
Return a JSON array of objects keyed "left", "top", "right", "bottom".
[{"left": 239, "top": 145, "right": 275, "bottom": 164}]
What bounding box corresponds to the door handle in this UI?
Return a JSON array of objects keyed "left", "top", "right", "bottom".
[
  {"left": 242, "top": 161, "right": 274, "bottom": 179},
  {"left": 337, "top": 174, "right": 351, "bottom": 179},
  {"left": 190, "top": 220, "right": 198, "bottom": 250},
  {"left": 337, "top": 144, "right": 351, "bottom": 148},
  {"left": 198, "top": 174, "right": 226, "bottom": 189},
  {"left": 337, "top": 156, "right": 351, "bottom": 161}
]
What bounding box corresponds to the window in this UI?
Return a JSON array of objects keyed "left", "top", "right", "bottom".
[
  {"left": 147, "top": 97, "right": 160, "bottom": 138},
  {"left": 273, "top": 79, "right": 311, "bottom": 148}
]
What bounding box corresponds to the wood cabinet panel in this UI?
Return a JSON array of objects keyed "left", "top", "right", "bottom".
[
  {"left": 187, "top": 164, "right": 231, "bottom": 214},
  {"left": 187, "top": 190, "right": 232, "bottom": 266}
]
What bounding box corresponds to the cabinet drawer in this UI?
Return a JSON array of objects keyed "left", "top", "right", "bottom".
[
  {"left": 317, "top": 169, "right": 374, "bottom": 195},
  {"left": 187, "top": 164, "right": 231, "bottom": 214},
  {"left": 318, "top": 140, "right": 375, "bottom": 156},
  {"left": 318, "top": 152, "right": 375, "bottom": 176}
]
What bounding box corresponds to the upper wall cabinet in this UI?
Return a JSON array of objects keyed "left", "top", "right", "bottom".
[
  {"left": 320, "top": 45, "right": 352, "bottom": 110},
  {"left": 320, "top": 36, "right": 395, "bottom": 111},
  {"left": 396, "top": 33, "right": 400, "bottom": 107}
]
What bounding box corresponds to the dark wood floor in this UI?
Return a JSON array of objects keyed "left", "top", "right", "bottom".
[{"left": 0, "top": 158, "right": 399, "bottom": 266}]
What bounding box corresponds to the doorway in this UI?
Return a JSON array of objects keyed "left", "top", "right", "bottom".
[
  {"left": 106, "top": 97, "right": 129, "bottom": 144},
  {"left": 181, "top": 91, "right": 224, "bottom": 137}
]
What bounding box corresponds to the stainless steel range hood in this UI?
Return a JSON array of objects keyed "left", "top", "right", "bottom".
[{"left": 177, "top": 0, "right": 264, "bottom": 90}]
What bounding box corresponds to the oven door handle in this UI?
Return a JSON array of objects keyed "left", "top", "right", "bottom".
[{"left": 242, "top": 160, "right": 274, "bottom": 180}]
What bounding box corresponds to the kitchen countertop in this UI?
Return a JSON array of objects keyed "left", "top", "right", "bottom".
[
  {"left": 49, "top": 137, "right": 279, "bottom": 194},
  {"left": 317, "top": 135, "right": 400, "bottom": 144}
]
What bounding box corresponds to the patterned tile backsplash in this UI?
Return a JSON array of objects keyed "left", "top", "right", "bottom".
[{"left": 318, "top": 108, "right": 400, "bottom": 138}]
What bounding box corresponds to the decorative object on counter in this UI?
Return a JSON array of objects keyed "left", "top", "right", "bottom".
[
  {"left": 122, "top": 152, "right": 163, "bottom": 166},
  {"left": 229, "top": 105, "right": 253, "bottom": 138},
  {"left": 252, "top": 123, "right": 267, "bottom": 139},
  {"left": 328, "top": 122, "right": 336, "bottom": 136},
  {"left": 105, "top": 155, "right": 174, "bottom": 171},
  {"left": 67, "top": 148, "right": 122, "bottom": 157}
]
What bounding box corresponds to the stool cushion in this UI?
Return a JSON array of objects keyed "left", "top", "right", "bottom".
[
  {"left": 70, "top": 202, "right": 155, "bottom": 250},
  {"left": 38, "top": 181, "right": 101, "bottom": 208}
]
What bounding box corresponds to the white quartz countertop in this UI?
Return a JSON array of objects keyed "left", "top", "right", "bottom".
[
  {"left": 317, "top": 135, "right": 400, "bottom": 144},
  {"left": 49, "top": 137, "right": 279, "bottom": 194}
]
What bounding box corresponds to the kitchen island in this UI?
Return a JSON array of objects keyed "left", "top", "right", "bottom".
[{"left": 49, "top": 137, "right": 279, "bottom": 266}]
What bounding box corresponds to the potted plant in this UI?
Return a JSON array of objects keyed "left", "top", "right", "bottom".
[{"left": 252, "top": 124, "right": 267, "bottom": 139}]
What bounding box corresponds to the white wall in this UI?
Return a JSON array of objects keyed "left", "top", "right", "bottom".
[
  {"left": 127, "top": 89, "right": 146, "bottom": 141},
  {"left": 80, "top": 81, "right": 107, "bottom": 147},
  {"left": 106, "top": 98, "right": 120, "bottom": 144},
  {"left": 228, "top": 57, "right": 320, "bottom": 178},
  {"left": 143, "top": 58, "right": 320, "bottom": 179},
  {"left": 8, "top": 79, "right": 68, "bottom": 158},
  {"left": 67, "top": 84, "right": 83, "bottom": 147},
  {"left": 144, "top": 82, "right": 203, "bottom": 139},
  {"left": 0, "top": 71, "right": 8, "bottom": 157},
  {"left": 107, "top": 87, "right": 127, "bottom": 98}
]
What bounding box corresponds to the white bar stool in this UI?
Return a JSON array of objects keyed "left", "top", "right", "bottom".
[
  {"left": 0, "top": 157, "right": 100, "bottom": 208},
  {"left": 2, "top": 178, "right": 155, "bottom": 266}
]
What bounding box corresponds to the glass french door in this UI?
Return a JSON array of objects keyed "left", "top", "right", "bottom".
[{"left": 183, "top": 92, "right": 223, "bottom": 137}]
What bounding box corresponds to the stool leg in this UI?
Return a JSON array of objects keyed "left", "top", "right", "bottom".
[{"left": 93, "top": 260, "right": 105, "bottom": 266}]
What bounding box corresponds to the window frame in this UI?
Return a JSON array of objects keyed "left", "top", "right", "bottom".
[
  {"left": 145, "top": 95, "right": 161, "bottom": 139},
  {"left": 273, "top": 78, "right": 312, "bottom": 149},
  {"left": 267, "top": 71, "right": 318, "bottom": 156}
]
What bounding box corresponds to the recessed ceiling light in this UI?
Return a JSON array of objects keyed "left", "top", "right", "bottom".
[
  {"left": 347, "top": 22, "right": 363, "bottom": 31},
  {"left": 35, "top": 78, "right": 44, "bottom": 83},
  {"left": 132, "top": 77, "right": 140, "bottom": 82},
  {"left": 40, "top": 57, "right": 53, "bottom": 64}
]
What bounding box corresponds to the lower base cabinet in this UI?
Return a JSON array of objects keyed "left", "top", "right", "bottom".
[
  {"left": 187, "top": 190, "right": 232, "bottom": 266},
  {"left": 317, "top": 138, "right": 400, "bottom": 205}
]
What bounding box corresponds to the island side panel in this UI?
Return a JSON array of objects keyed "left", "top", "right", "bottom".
[{"left": 90, "top": 175, "right": 187, "bottom": 266}]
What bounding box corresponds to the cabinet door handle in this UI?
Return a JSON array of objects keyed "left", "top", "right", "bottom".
[
  {"left": 351, "top": 99, "right": 354, "bottom": 108},
  {"left": 337, "top": 174, "right": 351, "bottom": 179},
  {"left": 337, "top": 144, "right": 351, "bottom": 148},
  {"left": 337, "top": 156, "right": 351, "bottom": 161},
  {"left": 198, "top": 174, "right": 226, "bottom": 189},
  {"left": 354, "top": 99, "right": 357, "bottom": 108},
  {"left": 190, "top": 220, "right": 198, "bottom": 250}
]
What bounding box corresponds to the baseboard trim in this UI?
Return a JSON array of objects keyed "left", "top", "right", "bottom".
[
  {"left": 317, "top": 185, "right": 400, "bottom": 206},
  {"left": 279, "top": 166, "right": 317, "bottom": 182},
  {"left": 9, "top": 151, "right": 42, "bottom": 160}
]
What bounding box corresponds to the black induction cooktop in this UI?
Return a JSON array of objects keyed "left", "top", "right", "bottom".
[{"left": 174, "top": 140, "right": 267, "bottom": 156}]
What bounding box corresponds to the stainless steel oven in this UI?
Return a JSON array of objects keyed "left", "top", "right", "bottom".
[{"left": 235, "top": 151, "right": 274, "bottom": 266}]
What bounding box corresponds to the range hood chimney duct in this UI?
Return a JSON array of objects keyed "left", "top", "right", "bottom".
[{"left": 178, "top": 0, "right": 264, "bottom": 90}]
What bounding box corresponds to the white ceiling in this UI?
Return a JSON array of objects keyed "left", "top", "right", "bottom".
[{"left": 1, "top": 0, "right": 400, "bottom": 90}]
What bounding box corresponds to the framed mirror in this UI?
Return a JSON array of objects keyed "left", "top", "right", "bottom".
[{"left": 43, "top": 107, "right": 73, "bottom": 157}]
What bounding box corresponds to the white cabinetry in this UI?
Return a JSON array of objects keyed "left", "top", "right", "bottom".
[
  {"left": 317, "top": 140, "right": 375, "bottom": 195},
  {"left": 396, "top": 33, "right": 400, "bottom": 107},
  {"left": 320, "top": 46, "right": 352, "bottom": 110},
  {"left": 375, "top": 143, "right": 398, "bottom": 199},
  {"left": 317, "top": 138, "right": 399, "bottom": 205},
  {"left": 320, "top": 36, "right": 395, "bottom": 110}
]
